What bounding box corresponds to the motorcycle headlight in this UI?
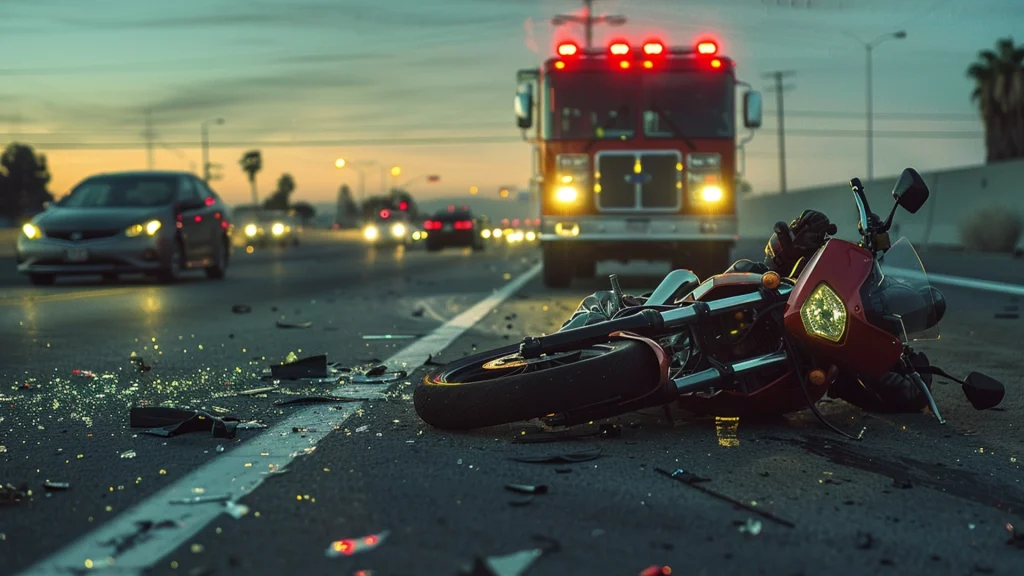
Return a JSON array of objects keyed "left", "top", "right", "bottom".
[
  {"left": 126, "top": 219, "right": 162, "bottom": 237},
  {"left": 800, "top": 282, "right": 847, "bottom": 343},
  {"left": 244, "top": 224, "right": 258, "bottom": 237},
  {"left": 22, "top": 223, "right": 41, "bottom": 239},
  {"left": 363, "top": 225, "right": 379, "bottom": 240},
  {"left": 391, "top": 223, "right": 406, "bottom": 237}
]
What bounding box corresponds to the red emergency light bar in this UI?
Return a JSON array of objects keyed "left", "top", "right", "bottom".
[
  {"left": 697, "top": 40, "right": 718, "bottom": 55},
  {"left": 642, "top": 42, "right": 664, "bottom": 55},
  {"left": 609, "top": 42, "right": 630, "bottom": 56},
  {"left": 557, "top": 42, "right": 579, "bottom": 56}
]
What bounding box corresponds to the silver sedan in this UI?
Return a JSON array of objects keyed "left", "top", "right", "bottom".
[{"left": 16, "top": 170, "right": 233, "bottom": 285}]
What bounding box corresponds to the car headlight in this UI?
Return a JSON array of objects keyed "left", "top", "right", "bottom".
[
  {"left": 271, "top": 222, "right": 285, "bottom": 236},
  {"left": 555, "top": 186, "right": 578, "bottom": 203},
  {"left": 799, "top": 282, "right": 847, "bottom": 343},
  {"left": 526, "top": 231, "right": 536, "bottom": 241},
  {"left": 22, "top": 223, "right": 41, "bottom": 239},
  {"left": 126, "top": 219, "right": 162, "bottom": 237},
  {"left": 391, "top": 223, "right": 406, "bottom": 237},
  {"left": 493, "top": 228, "right": 502, "bottom": 238},
  {"left": 700, "top": 185, "right": 723, "bottom": 202},
  {"left": 363, "top": 225, "right": 379, "bottom": 240},
  {"left": 244, "top": 224, "right": 258, "bottom": 237},
  {"left": 481, "top": 229, "right": 492, "bottom": 239}
]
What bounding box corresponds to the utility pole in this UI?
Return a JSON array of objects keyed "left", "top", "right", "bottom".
[
  {"left": 144, "top": 109, "right": 155, "bottom": 170},
  {"left": 551, "top": 0, "right": 626, "bottom": 50},
  {"left": 762, "top": 71, "right": 796, "bottom": 194},
  {"left": 200, "top": 118, "right": 225, "bottom": 183}
]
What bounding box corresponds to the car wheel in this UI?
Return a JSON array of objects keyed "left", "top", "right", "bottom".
[
  {"left": 158, "top": 240, "right": 184, "bottom": 284},
  {"left": 29, "top": 273, "right": 56, "bottom": 286},
  {"left": 206, "top": 238, "right": 228, "bottom": 280}
]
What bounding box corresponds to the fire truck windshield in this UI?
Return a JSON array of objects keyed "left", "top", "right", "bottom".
[
  {"left": 642, "top": 73, "right": 734, "bottom": 139},
  {"left": 543, "top": 72, "right": 636, "bottom": 140}
]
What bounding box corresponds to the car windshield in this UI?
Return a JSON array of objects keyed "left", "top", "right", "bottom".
[
  {"left": 641, "top": 72, "right": 734, "bottom": 138},
  {"left": 543, "top": 72, "right": 636, "bottom": 140},
  {"left": 59, "top": 175, "right": 180, "bottom": 208},
  {"left": 860, "top": 237, "right": 940, "bottom": 342}
]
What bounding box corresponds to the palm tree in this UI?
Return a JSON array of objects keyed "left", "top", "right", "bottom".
[
  {"left": 966, "top": 37, "right": 1024, "bottom": 163},
  {"left": 239, "top": 150, "right": 263, "bottom": 205}
]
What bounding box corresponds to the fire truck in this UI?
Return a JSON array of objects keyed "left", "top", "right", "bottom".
[{"left": 514, "top": 37, "right": 763, "bottom": 287}]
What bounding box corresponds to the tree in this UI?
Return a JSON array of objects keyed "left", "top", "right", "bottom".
[
  {"left": 239, "top": 150, "right": 262, "bottom": 205},
  {"left": 0, "top": 142, "right": 53, "bottom": 221},
  {"left": 292, "top": 201, "right": 316, "bottom": 221},
  {"left": 263, "top": 173, "right": 295, "bottom": 210},
  {"left": 967, "top": 37, "right": 1024, "bottom": 163}
]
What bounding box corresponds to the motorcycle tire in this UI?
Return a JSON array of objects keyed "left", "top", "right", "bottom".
[{"left": 414, "top": 339, "right": 662, "bottom": 430}]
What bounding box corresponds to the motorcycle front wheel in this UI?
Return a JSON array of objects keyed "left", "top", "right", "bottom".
[{"left": 413, "top": 339, "right": 662, "bottom": 430}]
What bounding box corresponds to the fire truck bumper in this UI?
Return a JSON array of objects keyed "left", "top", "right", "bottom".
[{"left": 539, "top": 215, "right": 737, "bottom": 243}]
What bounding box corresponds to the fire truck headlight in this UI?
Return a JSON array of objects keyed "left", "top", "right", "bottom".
[
  {"left": 700, "top": 185, "right": 724, "bottom": 203},
  {"left": 555, "top": 186, "right": 579, "bottom": 203}
]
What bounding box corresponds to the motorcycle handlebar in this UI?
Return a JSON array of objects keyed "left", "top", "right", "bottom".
[{"left": 850, "top": 178, "right": 873, "bottom": 236}]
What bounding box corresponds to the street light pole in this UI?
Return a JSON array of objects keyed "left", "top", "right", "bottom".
[
  {"left": 852, "top": 30, "right": 906, "bottom": 181},
  {"left": 551, "top": 0, "right": 626, "bottom": 50},
  {"left": 200, "top": 118, "right": 225, "bottom": 183}
]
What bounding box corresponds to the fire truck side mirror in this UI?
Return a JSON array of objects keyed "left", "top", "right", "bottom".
[
  {"left": 743, "top": 91, "right": 763, "bottom": 129},
  {"left": 515, "top": 84, "right": 534, "bottom": 129}
]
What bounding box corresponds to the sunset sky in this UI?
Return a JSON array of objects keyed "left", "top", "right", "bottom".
[{"left": 0, "top": 0, "right": 1016, "bottom": 206}]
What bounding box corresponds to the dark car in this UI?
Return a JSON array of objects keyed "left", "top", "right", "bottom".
[
  {"left": 16, "top": 170, "right": 232, "bottom": 285},
  {"left": 422, "top": 208, "right": 485, "bottom": 252}
]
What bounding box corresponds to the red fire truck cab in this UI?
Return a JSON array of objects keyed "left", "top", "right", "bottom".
[{"left": 515, "top": 38, "right": 763, "bottom": 287}]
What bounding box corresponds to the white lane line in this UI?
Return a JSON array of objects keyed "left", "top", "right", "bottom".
[{"left": 18, "top": 263, "right": 542, "bottom": 576}]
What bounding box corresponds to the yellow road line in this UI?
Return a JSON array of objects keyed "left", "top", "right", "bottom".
[{"left": 0, "top": 287, "right": 138, "bottom": 307}]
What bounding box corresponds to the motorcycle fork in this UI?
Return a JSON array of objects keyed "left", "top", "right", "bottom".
[{"left": 901, "top": 347, "right": 945, "bottom": 424}]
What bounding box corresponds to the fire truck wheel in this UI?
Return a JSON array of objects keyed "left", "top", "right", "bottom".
[
  {"left": 576, "top": 260, "right": 596, "bottom": 278},
  {"left": 542, "top": 245, "right": 574, "bottom": 288}
]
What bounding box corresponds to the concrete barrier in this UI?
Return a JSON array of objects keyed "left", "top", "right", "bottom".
[{"left": 737, "top": 159, "right": 1024, "bottom": 251}]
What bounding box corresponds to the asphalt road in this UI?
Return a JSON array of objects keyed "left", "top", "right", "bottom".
[{"left": 2, "top": 239, "right": 1023, "bottom": 576}]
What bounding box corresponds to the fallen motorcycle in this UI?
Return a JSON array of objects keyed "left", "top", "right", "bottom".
[{"left": 414, "top": 168, "right": 1006, "bottom": 436}]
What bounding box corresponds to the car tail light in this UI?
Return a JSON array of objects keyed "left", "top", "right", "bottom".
[
  {"left": 454, "top": 220, "right": 473, "bottom": 230},
  {"left": 423, "top": 220, "right": 442, "bottom": 230}
]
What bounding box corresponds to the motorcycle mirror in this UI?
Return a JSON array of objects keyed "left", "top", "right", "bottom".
[
  {"left": 892, "top": 168, "right": 929, "bottom": 214},
  {"left": 962, "top": 372, "right": 1005, "bottom": 410}
]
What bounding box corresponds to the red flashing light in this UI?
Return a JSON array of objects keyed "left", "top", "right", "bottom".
[
  {"left": 512, "top": 218, "right": 520, "bottom": 227},
  {"left": 697, "top": 41, "right": 718, "bottom": 55},
  {"left": 610, "top": 42, "right": 630, "bottom": 56},
  {"left": 711, "top": 58, "right": 722, "bottom": 69},
  {"left": 554, "top": 60, "right": 566, "bottom": 70},
  {"left": 557, "top": 42, "right": 578, "bottom": 56},
  {"left": 398, "top": 201, "right": 408, "bottom": 210},
  {"left": 642, "top": 42, "right": 664, "bottom": 55},
  {"left": 619, "top": 60, "right": 631, "bottom": 69},
  {"left": 380, "top": 209, "right": 390, "bottom": 219}
]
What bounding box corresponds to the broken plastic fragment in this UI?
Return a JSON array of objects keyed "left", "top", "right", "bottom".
[
  {"left": 232, "top": 304, "right": 252, "bottom": 314},
  {"left": 238, "top": 386, "right": 279, "bottom": 396},
  {"left": 225, "top": 501, "right": 250, "bottom": 519},
  {"left": 462, "top": 548, "right": 544, "bottom": 576},
  {"left": 130, "top": 407, "right": 239, "bottom": 439},
  {"left": 120, "top": 450, "right": 137, "bottom": 459},
  {"left": 270, "top": 354, "right": 328, "bottom": 379},
  {"left": 505, "top": 484, "right": 548, "bottom": 495},
  {"left": 325, "top": 530, "right": 390, "bottom": 558},
  {"left": 43, "top": 481, "right": 70, "bottom": 491},
  {"left": 276, "top": 320, "right": 313, "bottom": 329},
  {"left": 509, "top": 448, "right": 602, "bottom": 464},
  {"left": 737, "top": 518, "right": 762, "bottom": 536},
  {"left": 275, "top": 396, "right": 362, "bottom": 407},
  {"left": 350, "top": 371, "right": 407, "bottom": 384},
  {"left": 170, "top": 494, "right": 232, "bottom": 505}
]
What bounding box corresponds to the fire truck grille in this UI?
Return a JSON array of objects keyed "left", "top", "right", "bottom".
[
  {"left": 595, "top": 155, "right": 635, "bottom": 209},
  {"left": 596, "top": 152, "right": 681, "bottom": 211},
  {"left": 639, "top": 154, "right": 680, "bottom": 209}
]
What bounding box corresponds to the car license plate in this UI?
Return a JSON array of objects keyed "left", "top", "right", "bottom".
[
  {"left": 65, "top": 248, "right": 89, "bottom": 262},
  {"left": 443, "top": 224, "right": 453, "bottom": 231},
  {"left": 626, "top": 220, "right": 649, "bottom": 234}
]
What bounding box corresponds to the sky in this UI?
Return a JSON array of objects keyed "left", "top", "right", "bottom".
[{"left": 0, "top": 0, "right": 1018, "bottom": 205}]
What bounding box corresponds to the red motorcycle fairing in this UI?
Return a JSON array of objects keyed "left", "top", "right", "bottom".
[
  {"left": 783, "top": 239, "right": 903, "bottom": 379},
  {"left": 675, "top": 272, "right": 834, "bottom": 417},
  {"left": 610, "top": 331, "right": 671, "bottom": 384}
]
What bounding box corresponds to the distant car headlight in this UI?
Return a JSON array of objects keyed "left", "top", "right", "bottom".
[
  {"left": 492, "top": 228, "right": 502, "bottom": 238},
  {"left": 244, "top": 224, "right": 258, "bottom": 237},
  {"left": 700, "top": 185, "right": 724, "bottom": 203},
  {"left": 363, "top": 225, "right": 379, "bottom": 240},
  {"left": 555, "top": 186, "right": 579, "bottom": 203},
  {"left": 271, "top": 222, "right": 285, "bottom": 236},
  {"left": 526, "top": 231, "right": 536, "bottom": 242},
  {"left": 22, "top": 223, "right": 41, "bottom": 239},
  {"left": 412, "top": 231, "right": 422, "bottom": 241},
  {"left": 481, "top": 229, "right": 492, "bottom": 239},
  {"left": 391, "top": 223, "right": 406, "bottom": 237},
  {"left": 800, "top": 282, "right": 847, "bottom": 343},
  {"left": 126, "top": 219, "right": 162, "bottom": 237}
]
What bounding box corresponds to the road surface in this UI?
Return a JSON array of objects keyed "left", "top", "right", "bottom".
[{"left": 2, "top": 238, "right": 1022, "bottom": 576}]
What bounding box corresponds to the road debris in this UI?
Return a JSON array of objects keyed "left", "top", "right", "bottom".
[
  {"left": 276, "top": 319, "right": 313, "bottom": 329},
  {"left": 231, "top": 304, "right": 252, "bottom": 314},
  {"left": 639, "top": 566, "right": 672, "bottom": 576},
  {"left": 856, "top": 531, "right": 875, "bottom": 549},
  {"left": 130, "top": 407, "right": 239, "bottom": 439},
  {"left": 1, "top": 483, "right": 30, "bottom": 505},
  {"left": 505, "top": 484, "right": 548, "bottom": 495},
  {"left": 325, "top": 530, "right": 390, "bottom": 558},
  {"left": 238, "top": 385, "right": 279, "bottom": 396},
  {"left": 170, "top": 494, "right": 233, "bottom": 505},
  {"left": 736, "top": 518, "right": 762, "bottom": 536},
  {"left": 510, "top": 447, "right": 602, "bottom": 464},
  {"left": 458, "top": 540, "right": 556, "bottom": 576},
  {"left": 362, "top": 334, "right": 421, "bottom": 340},
  {"left": 120, "top": 449, "right": 137, "bottom": 459},
  {"left": 270, "top": 354, "right": 329, "bottom": 379},
  {"left": 43, "top": 480, "right": 70, "bottom": 491},
  {"left": 130, "top": 355, "right": 152, "bottom": 373},
  {"left": 225, "top": 501, "right": 250, "bottom": 519},
  {"left": 274, "top": 396, "right": 363, "bottom": 406},
  {"left": 655, "top": 467, "right": 796, "bottom": 528}
]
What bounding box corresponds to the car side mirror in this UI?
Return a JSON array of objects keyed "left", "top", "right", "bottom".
[
  {"left": 515, "top": 84, "right": 533, "bottom": 129},
  {"left": 743, "top": 91, "right": 762, "bottom": 129},
  {"left": 892, "top": 168, "right": 929, "bottom": 214}
]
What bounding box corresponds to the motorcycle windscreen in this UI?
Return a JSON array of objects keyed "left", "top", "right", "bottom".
[{"left": 860, "top": 237, "right": 940, "bottom": 343}]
